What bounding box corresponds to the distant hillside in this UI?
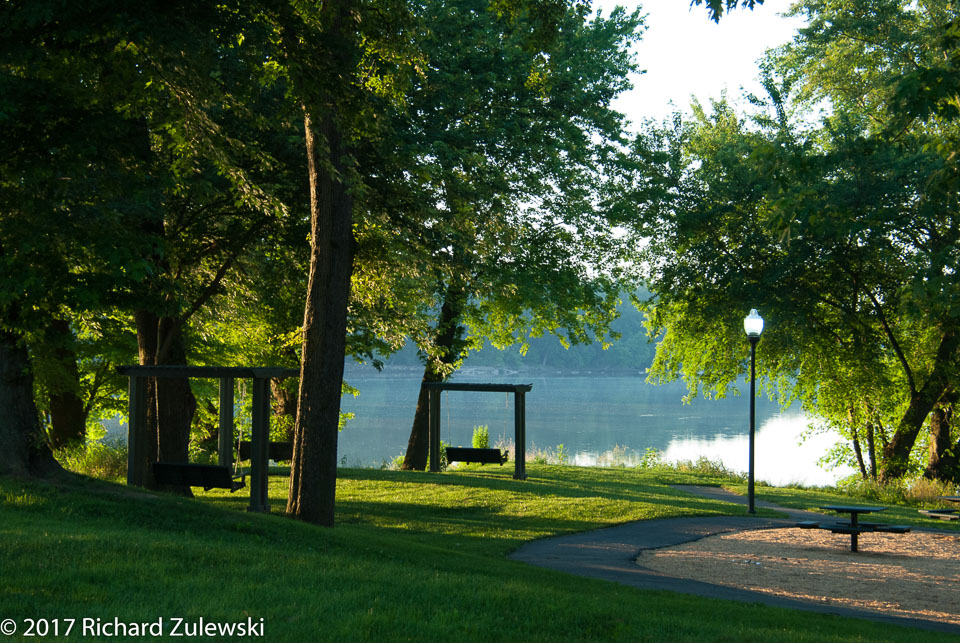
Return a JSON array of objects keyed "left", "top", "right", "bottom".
[{"left": 376, "top": 299, "right": 657, "bottom": 374}]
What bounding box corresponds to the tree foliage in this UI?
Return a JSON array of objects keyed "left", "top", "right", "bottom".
[{"left": 634, "top": 0, "right": 960, "bottom": 483}]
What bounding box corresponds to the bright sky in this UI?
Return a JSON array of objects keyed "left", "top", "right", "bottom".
[{"left": 592, "top": 0, "right": 806, "bottom": 127}]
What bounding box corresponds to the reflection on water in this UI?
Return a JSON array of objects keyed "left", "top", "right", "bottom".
[{"left": 337, "top": 370, "right": 851, "bottom": 486}]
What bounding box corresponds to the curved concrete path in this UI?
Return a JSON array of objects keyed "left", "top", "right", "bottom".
[{"left": 509, "top": 485, "right": 960, "bottom": 635}]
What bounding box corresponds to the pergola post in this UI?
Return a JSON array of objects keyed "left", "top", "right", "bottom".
[
  {"left": 218, "top": 377, "right": 234, "bottom": 470},
  {"left": 429, "top": 387, "right": 441, "bottom": 473},
  {"left": 126, "top": 375, "right": 152, "bottom": 488},
  {"left": 249, "top": 374, "right": 271, "bottom": 512},
  {"left": 513, "top": 390, "right": 527, "bottom": 480}
]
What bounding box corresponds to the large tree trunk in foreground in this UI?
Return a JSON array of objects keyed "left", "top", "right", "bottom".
[
  {"left": 134, "top": 309, "right": 196, "bottom": 494},
  {"left": 45, "top": 318, "right": 88, "bottom": 449},
  {"left": 0, "top": 329, "right": 64, "bottom": 477},
  {"left": 925, "top": 389, "right": 958, "bottom": 482},
  {"left": 401, "top": 288, "right": 466, "bottom": 471},
  {"left": 880, "top": 329, "right": 958, "bottom": 481},
  {"left": 155, "top": 316, "right": 196, "bottom": 465},
  {"left": 286, "top": 106, "right": 355, "bottom": 526}
]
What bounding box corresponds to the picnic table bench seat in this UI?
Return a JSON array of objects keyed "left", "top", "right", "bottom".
[
  {"left": 796, "top": 521, "right": 820, "bottom": 529},
  {"left": 874, "top": 524, "right": 911, "bottom": 534},
  {"left": 827, "top": 523, "right": 873, "bottom": 535},
  {"left": 920, "top": 509, "right": 960, "bottom": 521},
  {"left": 446, "top": 447, "right": 508, "bottom": 465}
]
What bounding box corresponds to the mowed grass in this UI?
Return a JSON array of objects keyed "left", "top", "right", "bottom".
[{"left": 0, "top": 465, "right": 948, "bottom": 641}]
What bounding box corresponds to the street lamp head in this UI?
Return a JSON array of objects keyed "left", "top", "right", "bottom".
[{"left": 743, "top": 309, "right": 764, "bottom": 338}]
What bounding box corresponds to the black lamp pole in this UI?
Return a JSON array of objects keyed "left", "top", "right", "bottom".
[{"left": 748, "top": 334, "right": 759, "bottom": 514}]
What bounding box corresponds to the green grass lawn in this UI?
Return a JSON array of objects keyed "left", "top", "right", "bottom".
[{"left": 0, "top": 465, "right": 954, "bottom": 641}]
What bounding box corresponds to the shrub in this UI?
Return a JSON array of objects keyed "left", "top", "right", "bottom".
[
  {"left": 555, "top": 443, "right": 568, "bottom": 465},
  {"left": 472, "top": 425, "right": 490, "bottom": 449},
  {"left": 637, "top": 447, "right": 665, "bottom": 470}
]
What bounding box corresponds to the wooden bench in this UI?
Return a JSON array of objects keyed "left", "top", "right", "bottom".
[
  {"left": 446, "top": 447, "right": 508, "bottom": 465},
  {"left": 152, "top": 462, "right": 245, "bottom": 492},
  {"left": 238, "top": 440, "right": 294, "bottom": 462}
]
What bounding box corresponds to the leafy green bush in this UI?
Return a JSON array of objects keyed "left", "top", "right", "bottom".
[
  {"left": 637, "top": 447, "right": 666, "bottom": 470},
  {"left": 472, "top": 425, "right": 489, "bottom": 449}
]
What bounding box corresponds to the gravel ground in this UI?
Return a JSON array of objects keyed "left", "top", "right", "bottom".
[{"left": 637, "top": 527, "right": 960, "bottom": 625}]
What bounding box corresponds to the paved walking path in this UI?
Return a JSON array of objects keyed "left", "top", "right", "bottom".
[{"left": 508, "top": 485, "right": 960, "bottom": 635}]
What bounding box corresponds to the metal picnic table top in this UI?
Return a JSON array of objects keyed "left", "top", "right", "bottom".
[
  {"left": 820, "top": 504, "right": 886, "bottom": 524},
  {"left": 816, "top": 505, "right": 897, "bottom": 552}
]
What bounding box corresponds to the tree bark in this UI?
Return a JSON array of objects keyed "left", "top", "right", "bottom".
[
  {"left": 0, "top": 328, "right": 64, "bottom": 478},
  {"left": 134, "top": 309, "right": 196, "bottom": 494},
  {"left": 401, "top": 287, "right": 466, "bottom": 471},
  {"left": 850, "top": 415, "right": 868, "bottom": 480},
  {"left": 272, "top": 379, "right": 298, "bottom": 442},
  {"left": 880, "top": 329, "right": 958, "bottom": 481},
  {"left": 45, "top": 318, "right": 87, "bottom": 449},
  {"left": 925, "top": 389, "right": 958, "bottom": 481},
  {"left": 865, "top": 420, "right": 878, "bottom": 480},
  {"left": 155, "top": 316, "right": 196, "bottom": 464},
  {"left": 286, "top": 105, "right": 355, "bottom": 526}
]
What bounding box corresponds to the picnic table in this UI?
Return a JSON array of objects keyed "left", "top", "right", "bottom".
[
  {"left": 798, "top": 505, "right": 911, "bottom": 552},
  {"left": 920, "top": 496, "right": 960, "bottom": 521}
]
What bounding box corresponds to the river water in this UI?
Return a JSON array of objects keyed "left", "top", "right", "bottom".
[{"left": 338, "top": 367, "right": 853, "bottom": 486}]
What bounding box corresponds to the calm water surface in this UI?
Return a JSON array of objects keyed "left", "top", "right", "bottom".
[{"left": 338, "top": 369, "right": 853, "bottom": 486}]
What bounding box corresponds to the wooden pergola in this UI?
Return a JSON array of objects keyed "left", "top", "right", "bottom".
[
  {"left": 118, "top": 365, "right": 298, "bottom": 513},
  {"left": 424, "top": 382, "right": 533, "bottom": 480}
]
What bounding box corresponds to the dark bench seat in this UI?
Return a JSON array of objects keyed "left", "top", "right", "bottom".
[
  {"left": 238, "top": 440, "right": 294, "bottom": 462},
  {"left": 446, "top": 447, "right": 508, "bottom": 465},
  {"left": 874, "top": 524, "right": 911, "bottom": 534},
  {"left": 152, "top": 462, "right": 245, "bottom": 492},
  {"left": 796, "top": 521, "right": 820, "bottom": 529}
]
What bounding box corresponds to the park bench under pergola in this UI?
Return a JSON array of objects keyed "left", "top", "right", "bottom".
[
  {"left": 119, "top": 368, "right": 533, "bottom": 511},
  {"left": 119, "top": 365, "right": 298, "bottom": 513},
  {"left": 424, "top": 381, "right": 532, "bottom": 481}
]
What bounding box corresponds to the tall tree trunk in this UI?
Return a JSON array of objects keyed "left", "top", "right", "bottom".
[
  {"left": 401, "top": 288, "right": 466, "bottom": 471},
  {"left": 286, "top": 105, "right": 355, "bottom": 526},
  {"left": 850, "top": 414, "right": 868, "bottom": 480},
  {"left": 133, "top": 310, "right": 160, "bottom": 487},
  {"left": 45, "top": 318, "right": 87, "bottom": 448},
  {"left": 0, "top": 328, "right": 64, "bottom": 478},
  {"left": 880, "top": 329, "right": 958, "bottom": 481},
  {"left": 155, "top": 316, "right": 196, "bottom": 465},
  {"left": 925, "top": 389, "right": 958, "bottom": 481},
  {"left": 134, "top": 310, "right": 195, "bottom": 494},
  {"left": 865, "top": 420, "right": 878, "bottom": 481}
]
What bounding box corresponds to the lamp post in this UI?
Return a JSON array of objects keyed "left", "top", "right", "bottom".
[{"left": 743, "top": 309, "right": 764, "bottom": 514}]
